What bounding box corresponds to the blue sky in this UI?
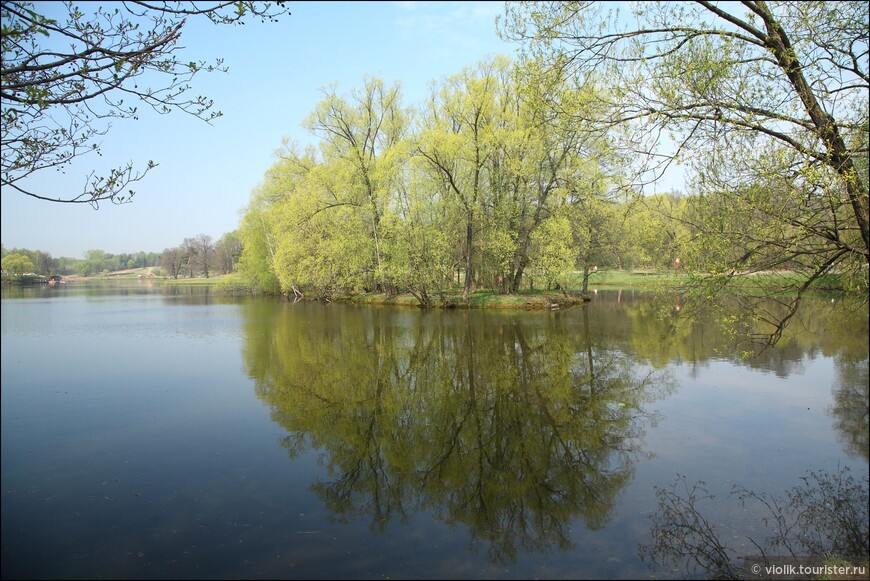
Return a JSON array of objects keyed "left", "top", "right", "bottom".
[{"left": 2, "top": 1, "right": 517, "bottom": 258}]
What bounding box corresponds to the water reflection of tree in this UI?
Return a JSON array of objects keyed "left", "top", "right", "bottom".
[
  {"left": 241, "top": 304, "right": 671, "bottom": 563},
  {"left": 832, "top": 356, "right": 869, "bottom": 459},
  {"left": 639, "top": 466, "right": 869, "bottom": 579},
  {"left": 620, "top": 294, "right": 864, "bottom": 370},
  {"left": 617, "top": 292, "right": 869, "bottom": 461}
]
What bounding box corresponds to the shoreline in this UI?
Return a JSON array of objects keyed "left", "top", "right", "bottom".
[{"left": 340, "top": 290, "right": 592, "bottom": 310}]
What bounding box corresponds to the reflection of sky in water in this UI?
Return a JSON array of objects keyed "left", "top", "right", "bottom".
[
  {"left": 644, "top": 359, "right": 859, "bottom": 494},
  {"left": 2, "top": 286, "right": 866, "bottom": 580}
]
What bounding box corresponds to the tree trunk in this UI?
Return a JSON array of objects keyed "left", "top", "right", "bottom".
[
  {"left": 510, "top": 231, "right": 531, "bottom": 294},
  {"left": 759, "top": 4, "right": 870, "bottom": 259},
  {"left": 464, "top": 214, "right": 473, "bottom": 296}
]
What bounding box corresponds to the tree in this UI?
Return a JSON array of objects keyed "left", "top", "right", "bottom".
[
  {"left": 301, "top": 77, "right": 408, "bottom": 292},
  {"left": 1, "top": 252, "right": 34, "bottom": 277},
  {"left": 214, "top": 230, "right": 242, "bottom": 275},
  {"left": 30, "top": 249, "right": 55, "bottom": 275},
  {"left": 622, "top": 193, "right": 689, "bottom": 271},
  {"left": 235, "top": 60, "right": 619, "bottom": 300},
  {"left": 380, "top": 166, "right": 455, "bottom": 306},
  {"left": 417, "top": 59, "right": 507, "bottom": 298},
  {"left": 78, "top": 248, "right": 109, "bottom": 276},
  {"left": 262, "top": 147, "right": 371, "bottom": 298},
  {"left": 180, "top": 237, "right": 198, "bottom": 277},
  {"left": 498, "top": 59, "right": 616, "bottom": 294},
  {"left": 0, "top": 246, "right": 57, "bottom": 276},
  {"left": 237, "top": 183, "right": 281, "bottom": 294},
  {"left": 417, "top": 57, "right": 617, "bottom": 297},
  {"left": 564, "top": 197, "right": 626, "bottom": 293},
  {"left": 1, "top": 1, "right": 289, "bottom": 206},
  {"left": 261, "top": 79, "right": 409, "bottom": 299},
  {"left": 501, "top": 1, "right": 869, "bottom": 342},
  {"left": 160, "top": 246, "right": 184, "bottom": 279},
  {"left": 193, "top": 233, "right": 214, "bottom": 278},
  {"left": 529, "top": 214, "right": 575, "bottom": 290}
]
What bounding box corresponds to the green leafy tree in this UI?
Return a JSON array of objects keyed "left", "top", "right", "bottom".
[
  {"left": 499, "top": 59, "right": 617, "bottom": 293},
  {"left": 380, "top": 167, "right": 455, "bottom": 306},
  {"left": 300, "top": 78, "right": 408, "bottom": 292},
  {"left": 500, "top": 1, "right": 869, "bottom": 341},
  {"left": 1, "top": 252, "right": 34, "bottom": 277},
  {"left": 1, "top": 1, "right": 289, "bottom": 205},
  {"left": 248, "top": 79, "right": 410, "bottom": 299},
  {"left": 564, "top": 197, "right": 626, "bottom": 292},
  {"left": 267, "top": 152, "right": 375, "bottom": 298},
  {"left": 417, "top": 59, "right": 508, "bottom": 298},
  {"left": 417, "top": 57, "right": 617, "bottom": 296},
  {"left": 237, "top": 183, "right": 281, "bottom": 294},
  {"left": 77, "top": 248, "right": 108, "bottom": 276},
  {"left": 529, "top": 214, "right": 575, "bottom": 290},
  {"left": 236, "top": 59, "right": 630, "bottom": 300},
  {"left": 622, "top": 193, "right": 690, "bottom": 271}
]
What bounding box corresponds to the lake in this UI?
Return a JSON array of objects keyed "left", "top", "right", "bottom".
[{"left": 2, "top": 283, "right": 867, "bottom": 579}]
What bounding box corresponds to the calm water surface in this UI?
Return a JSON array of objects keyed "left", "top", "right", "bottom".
[{"left": 1, "top": 283, "right": 867, "bottom": 579}]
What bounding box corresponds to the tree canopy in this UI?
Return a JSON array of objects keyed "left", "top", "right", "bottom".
[
  {"left": 499, "top": 1, "right": 868, "bottom": 254},
  {"left": 499, "top": 0, "right": 869, "bottom": 342},
  {"left": 237, "top": 59, "right": 626, "bottom": 304}
]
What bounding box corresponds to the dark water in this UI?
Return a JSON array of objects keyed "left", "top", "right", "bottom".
[{"left": 1, "top": 283, "right": 867, "bottom": 579}]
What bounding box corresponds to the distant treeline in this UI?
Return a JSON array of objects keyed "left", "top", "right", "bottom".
[
  {"left": 1, "top": 246, "right": 159, "bottom": 278},
  {"left": 1, "top": 230, "right": 241, "bottom": 279}
]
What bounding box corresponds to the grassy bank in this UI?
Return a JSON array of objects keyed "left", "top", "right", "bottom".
[
  {"left": 345, "top": 289, "right": 590, "bottom": 310},
  {"left": 67, "top": 267, "right": 849, "bottom": 305},
  {"left": 162, "top": 275, "right": 230, "bottom": 286},
  {"left": 576, "top": 270, "right": 682, "bottom": 288}
]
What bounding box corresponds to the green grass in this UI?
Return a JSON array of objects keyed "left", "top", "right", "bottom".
[
  {"left": 345, "top": 292, "right": 423, "bottom": 307},
  {"left": 161, "top": 275, "right": 228, "bottom": 286},
  {"left": 345, "top": 288, "right": 590, "bottom": 310},
  {"left": 576, "top": 270, "right": 682, "bottom": 288},
  {"left": 78, "top": 268, "right": 849, "bottom": 306},
  {"left": 574, "top": 269, "right": 847, "bottom": 294}
]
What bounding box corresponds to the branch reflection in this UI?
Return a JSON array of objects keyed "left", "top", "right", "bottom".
[{"left": 639, "top": 466, "right": 869, "bottom": 579}]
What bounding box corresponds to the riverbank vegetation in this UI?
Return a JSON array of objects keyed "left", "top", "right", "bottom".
[
  {"left": 3, "top": 4, "right": 866, "bottom": 338},
  {"left": 230, "top": 2, "right": 867, "bottom": 342}
]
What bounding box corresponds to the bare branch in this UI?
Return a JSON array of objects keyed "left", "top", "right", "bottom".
[{"left": 1, "top": 1, "right": 290, "bottom": 204}]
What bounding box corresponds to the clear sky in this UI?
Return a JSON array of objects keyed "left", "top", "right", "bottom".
[{"left": 1, "top": 1, "right": 517, "bottom": 259}]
